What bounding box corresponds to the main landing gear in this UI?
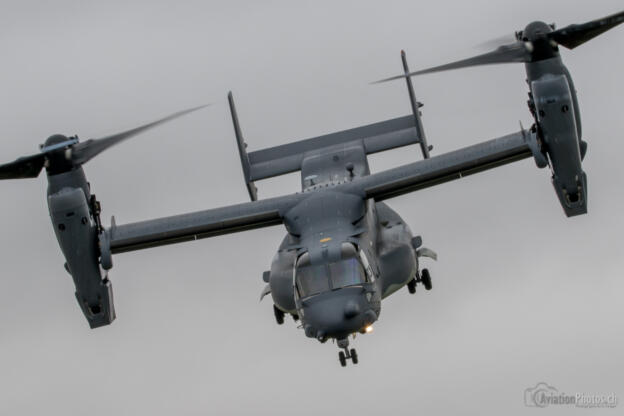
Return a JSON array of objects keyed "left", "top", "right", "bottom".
[
  {"left": 273, "top": 305, "right": 285, "bottom": 325},
  {"left": 407, "top": 268, "right": 433, "bottom": 294},
  {"left": 337, "top": 338, "right": 359, "bottom": 367},
  {"left": 273, "top": 305, "right": 298, "bottom": 325}
]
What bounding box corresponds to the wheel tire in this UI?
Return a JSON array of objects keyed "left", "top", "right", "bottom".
[
  {"left": 273, "top": 305, "right": 285, "bottom": 325},
  {"left": 339, "top": 351, "right": 347, "bottom": 367},
  {"left": 422, "top": 268, "right": 432, "bottom": 291},
  {"left": 407, "top": 278, "right": 416, "bottom": 294},
  {"left": 350, "top": 348, "right": 358, "bottom": 364}
]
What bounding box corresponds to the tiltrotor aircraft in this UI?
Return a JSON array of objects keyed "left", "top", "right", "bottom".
[{"left": 1, "top": 10, "right": 622, "bottom": 367}]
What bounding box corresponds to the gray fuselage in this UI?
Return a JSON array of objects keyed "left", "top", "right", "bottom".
[{"left": 266, "top": 141, "right": 420, "bottom": 343}]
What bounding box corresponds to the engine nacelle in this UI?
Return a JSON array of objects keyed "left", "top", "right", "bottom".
[
  {"left": 532, "top": 74, "right": 587, "bottom": 217},
  {"left": 48, "top": 169, "right": 115, "bottom": 328}
]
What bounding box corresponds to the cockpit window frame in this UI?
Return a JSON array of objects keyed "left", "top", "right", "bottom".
[
  {"left": 293, "top": 243, "right": 368, "bottom": 299},
  {"left": 358, "top": 249, "right": 375, "bottom": 283}
]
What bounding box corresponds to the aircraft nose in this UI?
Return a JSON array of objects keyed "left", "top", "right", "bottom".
[{"left": 301, "top": 287, "right": 375, "bottom": 340}]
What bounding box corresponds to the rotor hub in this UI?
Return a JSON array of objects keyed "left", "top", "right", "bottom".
[
  {"left": 522, "top": 21, "right": 559, "bottom": 61},
  {"left": 43, "top": 134, "right": 71, "bottom": 147}
]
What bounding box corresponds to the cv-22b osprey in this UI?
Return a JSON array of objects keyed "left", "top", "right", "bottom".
[{"left": 0, "top": 11, "right": 621, "bottom": 366}]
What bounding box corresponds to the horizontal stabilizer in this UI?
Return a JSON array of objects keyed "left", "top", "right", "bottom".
[{"left": 247, "top": 115, "right": 420, "bottom": 182}]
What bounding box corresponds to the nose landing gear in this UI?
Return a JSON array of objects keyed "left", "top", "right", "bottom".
[
  {"left": 338, "top": 348, "right": 359, "bottom": 367},
  {"left": 337, "top": 338, "right": 359, "bottom": 367}
]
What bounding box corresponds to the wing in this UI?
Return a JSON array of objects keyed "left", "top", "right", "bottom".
[
  {"left": 343, "top": 131, "right": 534, "bottom": 201},
  {"left": 108, "top": 193, "right": 304, "bottom": 254},
  {"left": 107, "top": 131, "right": 537, "bottom": 254}
]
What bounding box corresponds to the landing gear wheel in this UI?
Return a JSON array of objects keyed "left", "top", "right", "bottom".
[
  {"left": 339, "top": 351, "right": 347, "bottom": 367},
  {"left": 422, "top": 268, "right": 432, "bottom": 291},
  {"left": 350, "top": 348, "right": 358, "bottom": 364},
  {"left": 273, "top": 305, "right": 285, "bottom": 325},
  {"left": 407, "top": 278, "right": 417, "bottom": 294}
]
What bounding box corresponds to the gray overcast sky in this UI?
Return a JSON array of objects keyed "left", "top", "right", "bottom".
[{"left": 1, "top": 1, "right": 623, "bottom": 415}]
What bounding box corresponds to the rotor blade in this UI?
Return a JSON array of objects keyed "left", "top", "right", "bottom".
[
  {"left": 475, "top": 33, "right": 518, "bottom": 51},
  {"left": 0, "top": 153, "right": 46, "bottom": 180},
  {"left": 71, "top": 104, "right": 210, "bottom": 165},
  {"left": 549, "top": 10, "right": 624, "bottom": 49},
  {"left": 372, "top": 41, "right": 532, "bottom": 83}
]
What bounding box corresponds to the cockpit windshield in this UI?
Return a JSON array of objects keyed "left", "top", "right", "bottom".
[
  {"left": 295, "top": 258, "right": 329, "bottom": 298},
  {"left": 295, "top": 243, "right": 366, "bottom": 298},
  {"left": 328, "top": 257, "right": 364, "bottom": 288}
]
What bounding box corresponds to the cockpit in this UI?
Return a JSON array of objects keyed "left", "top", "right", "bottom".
[{"left": 295, "top": 243, "right": 367, "bottom": 299}]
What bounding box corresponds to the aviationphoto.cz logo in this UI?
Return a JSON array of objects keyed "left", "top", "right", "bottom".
[{"left": 524, "top": 382, "right": 618, "bottom": 408}]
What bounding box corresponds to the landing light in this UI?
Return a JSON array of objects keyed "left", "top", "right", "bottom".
[{"left": 365, "top": 325, "right": 373, "bottom": 334}]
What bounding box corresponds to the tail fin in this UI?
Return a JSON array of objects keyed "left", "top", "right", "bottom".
[
  {"left": 401, "top": 50, "right": 431, "bottom": 159},
  {"left": 228, "top": 91, "right": 258, "bottom": 201}
]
